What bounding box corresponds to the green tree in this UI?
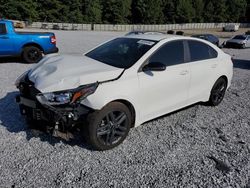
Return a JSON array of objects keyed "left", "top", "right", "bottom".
[
  {"left": 192, "top": 0, "right": 204, "bottom": 22},
  {"left": 132, "top": 0, "right": 164, "bottom": 24},
  {"left": 203, "top": 1, "right": 214, "bottom": 22},
  {"left": 176, "top": 0, "right": 195, "bottom": 23},
  {"left": 247, "top": 0, "right": 250, "bottom": 21},
  {"left": 162, "top": 0, "right": 177, "bottom": 23},
  {"left": 63, "top": 0, "right": 83, "bottom": 23},
  {"left": 212, "top": 0, "right": 227, "bottom": 22},
  {"left": 226, "top": 0, "right": 247, "bottom": 22},
  {"left": 0, "top": 0, "right": 249, "bottom": 24},
  {"left": 36, "top": 0, "right": 65, "bottom": 22},
  {"left": 102, "top": 0, "right": 132, "bottom": 24},
  {"left": 0, "top": 0, "right": 38, "bottom": 21},
  {"left": 83, "top": 0, "right": 102, "bottom": 23}
]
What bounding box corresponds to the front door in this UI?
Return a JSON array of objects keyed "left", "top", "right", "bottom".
[
  {"left": 138, "top": 40, "right": 190, "bottom": 122},
  {"left": 0, "top": 23, "right": 13, "bottom": 56}
]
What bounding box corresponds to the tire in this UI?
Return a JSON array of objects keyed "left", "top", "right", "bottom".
[
  {"left": 85, "top": 102, "right": 132, "bottom": 150},
  {"left": 209, "top": 77, "right": 227, "bottom": 106},
  {"left": 242, "top": 44, "right": 246, "bottom": 49},
  {"left": 22, "top": 46, "right": 43, "bottom": 64}
]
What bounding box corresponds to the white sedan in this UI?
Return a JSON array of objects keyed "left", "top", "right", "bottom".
[{"left": 15, "top": 34, "right": 233, "bottom": 150}]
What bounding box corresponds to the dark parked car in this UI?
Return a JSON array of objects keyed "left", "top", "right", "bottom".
[
  {"left": 223, "top": 35, "right": 250, "bottom": 49},
  {"left": 125, "top": 31, "right": 164, "bottom": 36},
  {"left": 192, "top": 34, "right": 219, "bottom": 46}
]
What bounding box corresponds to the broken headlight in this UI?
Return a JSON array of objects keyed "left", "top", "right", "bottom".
[{"left": 36, "top": 83, "right": 98, "bottom": 106}]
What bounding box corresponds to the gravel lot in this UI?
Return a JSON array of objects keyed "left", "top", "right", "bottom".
[{"left": 0, "top": 30, "right": 250, "bottom": 187}]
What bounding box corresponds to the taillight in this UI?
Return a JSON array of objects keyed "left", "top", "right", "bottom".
[{"left": 50, "top": 35, "right": 56, "bottom": 45}]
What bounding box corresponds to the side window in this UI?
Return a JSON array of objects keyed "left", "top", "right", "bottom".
[
  {"left": 209, "top": 46, "right": 218, "bottom": 58},
  {"left": 149, "top": 40, "right": 185, "bottom": 66},
  {"left": 188, "top": 40, "right": 217, "bottom": 61},
  {"left": 0, "top": 23, "right": 7, "bottom": 34}
]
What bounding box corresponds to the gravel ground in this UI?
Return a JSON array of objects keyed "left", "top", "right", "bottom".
[{"left": 0, "top": 31, "right": 250, "bottom": 187}]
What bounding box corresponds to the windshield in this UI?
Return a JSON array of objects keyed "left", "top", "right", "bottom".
[
  {"left": 85, "top": 38, "right": 157, "bottom": 69},
  {"left": 233, "top": 35, "right": 246, "bottom": 40}
]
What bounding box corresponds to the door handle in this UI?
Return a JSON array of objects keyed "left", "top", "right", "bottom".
[
  {"left": 180, "top": 70, "right": 188, "bottom": 75},
  {"left": 211, "top": 64, "right": 217, "bottom": 68},
  {"left": 0, "top": 36, "right": 9, "bottom": 39}
]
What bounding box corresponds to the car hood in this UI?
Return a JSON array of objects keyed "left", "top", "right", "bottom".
[
  {"left": 227, "top": 39, "right": 245, "bottom": 44},
  {"left": 28, "top": 54, "right": 123, "bottom": 93}
]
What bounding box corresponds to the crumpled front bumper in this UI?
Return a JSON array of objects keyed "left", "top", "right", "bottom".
[{"left": 15, "top": 75, "right": 92, "bottom": 132}]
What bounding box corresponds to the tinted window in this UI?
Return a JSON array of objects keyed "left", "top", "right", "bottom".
[
  {"left": 188, "top": 40, "right": 217, "bottom": 61},
  {"left": 208, "top": 35, "right": 217, "bottom": 41},
  {"left": 86, "top": 38, "right": 156, "bottom": 69},
  {"left": 233, "top": 35, "right": 246, "bottom": 40},
  {"left": 148, "top": 40, "right": 185, "bottom": 66},
  {"left": 209, "top": 46, "right": 218, "bottom": 58},
  {"left": 0, "top": 23, "right": 7, "bottom": 34}
]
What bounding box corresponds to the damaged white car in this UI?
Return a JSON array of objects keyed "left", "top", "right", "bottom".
[{"left": 15, "top": 34, "right": 233, "bottom": 150}]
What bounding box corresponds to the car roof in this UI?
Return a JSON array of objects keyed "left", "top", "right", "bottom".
[
  {"left": 193, "top": 34, "right": 214, "bottom": 36},
  {"left": 124, "top": 34, "right": 190, "bottom": 41},
  {"left": 0, "top": 19, "right": 13, "bottom": 23}
]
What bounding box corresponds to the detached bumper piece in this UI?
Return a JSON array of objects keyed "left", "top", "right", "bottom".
[{"left": 16, "top": 76, "right": 91, "bottom": 136}]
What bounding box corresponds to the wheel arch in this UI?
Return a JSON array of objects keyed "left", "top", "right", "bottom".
[
  {"left": 22, "top": 43, "right": 44, "bottom": 53},
  {"left": 210, "top": 75, "right": 229, "bottom": 94},
  {"left": 110, "top": 99, "right": 136, "bottom": 128},
  {"left": 218, "top": 75, "right": 228, "bottom": 88}
]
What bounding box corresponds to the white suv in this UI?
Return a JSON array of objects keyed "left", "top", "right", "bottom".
[{"left": 16, "top": 34, "right": 233, "bottom": 150}]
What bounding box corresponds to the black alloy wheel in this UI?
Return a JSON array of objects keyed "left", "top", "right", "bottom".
[
  {"left": 22, "top": 46, "right": 43, "bottom": 64},
  {"left": 209, "top": 78, "right": 227, "bottom": 106},
  {"left": 97, "top": 111, "right": 128, "bottom": 146},
  {"left": 86, "top": 102, "right": 131, "bottom": 150}
]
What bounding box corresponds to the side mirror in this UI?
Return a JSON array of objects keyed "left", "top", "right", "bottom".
[{"left": 142, "top": 62, "right": 166, "bottom": 72}]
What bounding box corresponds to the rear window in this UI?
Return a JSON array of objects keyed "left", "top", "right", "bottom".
[
  {"left": 188, "top": 40, "right": 218, "bottom": 62},
  {"left": 0, "top": 23, "right": 7, "bottom": 34},
  {"left": 233, "top": 35, "right": 246, "bottom": 40}
]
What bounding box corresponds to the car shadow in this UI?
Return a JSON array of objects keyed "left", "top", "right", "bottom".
[
  {"left": 0, "top": 92, "right": 91, "bottom": 149},
  {"left": 0, "top": 57, "right": 23, "bottom": 63},
  {"left": 232, "top": 59, "right": 250, "bottom": 70}
]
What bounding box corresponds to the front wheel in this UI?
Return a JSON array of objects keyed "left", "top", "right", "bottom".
[
  {"left": 22, "top": 46, "right": 43, "bottom": 64},
  {"left": 86, "top": 102, "right": 132, "bottom": 150},
  {"left": 209, "top": 78, "right": 227, "bottom": 106}
]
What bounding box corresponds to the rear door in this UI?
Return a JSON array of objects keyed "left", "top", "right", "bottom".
[
  {"left": 137, "top": 40, "right": 190, "bottom": 122},
  {"left": 186, "top": 40, "right": 219, "bottom": 103},
  {"left": 0, "top": 23, "right": 13, "bottom": 55}
]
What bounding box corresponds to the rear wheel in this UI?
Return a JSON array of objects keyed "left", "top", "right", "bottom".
[
  {"left": 22, "top": 46, "right": 43, "bottom": 64},
  {"left": 209, "top": 78, "right": 227, "bottom": 106},
  {"left": 86, "top": 102, "right": 132, "bottom": 150}
]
